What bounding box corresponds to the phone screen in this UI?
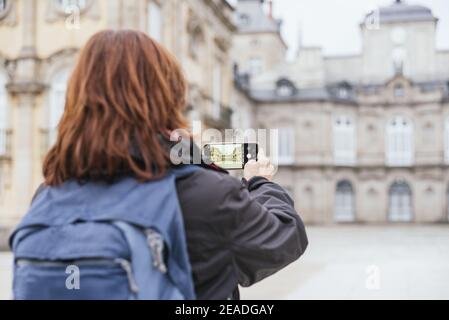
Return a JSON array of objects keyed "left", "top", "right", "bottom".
[{"left": 203, "top": 143, "right": 258, "bottom": 170}]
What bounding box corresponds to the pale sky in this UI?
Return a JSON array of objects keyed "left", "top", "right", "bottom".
[{"left": 230, "top": 0, "right": 449, "bottom": 59}]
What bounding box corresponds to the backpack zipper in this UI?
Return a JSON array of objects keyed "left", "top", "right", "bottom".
[
  {"left": 144, "top": 229, "right": 168, "bottom": 274},
  {"left": 16, "top": 258, "right": 139, "bottom": 295}
]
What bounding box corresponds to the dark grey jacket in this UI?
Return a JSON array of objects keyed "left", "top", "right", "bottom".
[{"left": 176, "top": 166, "right": 308, "bottom": 300}]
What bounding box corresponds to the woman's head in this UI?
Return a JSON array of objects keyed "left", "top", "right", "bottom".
[{"left": 44, "top": 30, "right": 188, "bottom": 185}]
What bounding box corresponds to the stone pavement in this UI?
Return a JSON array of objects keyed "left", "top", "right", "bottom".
[{"left": 1, "top": 225, "right": 448, "bottom": 300}]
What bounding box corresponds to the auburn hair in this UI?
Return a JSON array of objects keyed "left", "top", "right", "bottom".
[{"left": 43, "top": 30, "right": 188, "bottom": 185}]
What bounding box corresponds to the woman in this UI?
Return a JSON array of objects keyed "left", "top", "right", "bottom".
[{"left": 12, "top": 30, "right": 308, "bottom": 300}]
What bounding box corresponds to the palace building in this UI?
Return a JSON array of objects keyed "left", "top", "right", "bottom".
[{"left": 233, "top": 0, "right": 449, "bottom": 224}]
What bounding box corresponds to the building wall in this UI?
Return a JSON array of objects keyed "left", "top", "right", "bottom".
[
  {"left": 254, "top": 78, "right": 449, "bottom": 224},
  {"left": 232, "top": 32, "right": 286, "bottom": 75}
]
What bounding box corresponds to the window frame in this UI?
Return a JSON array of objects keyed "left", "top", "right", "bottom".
[
  {"left": 386, "top": 116, "right": 414, "bottom": 167},
  {"left": 333, "top": 115, "right": 356, "bottom": 166},
  {"left": 277, "top": 127, "right": 295, "bottom": 165},
  {"left": 388, "top": 181, "right": 413, "bottom": 222},
  {"left": 335, "top": 180, "right": 355, "bottom": 222}
]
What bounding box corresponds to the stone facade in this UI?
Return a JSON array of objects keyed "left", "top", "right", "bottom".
[{"left": 234, "top": 0, "right": 449, "bottom": 224}]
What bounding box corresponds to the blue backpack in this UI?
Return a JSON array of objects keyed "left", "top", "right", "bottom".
[{"left": 9, "top": 166, "right": 198, "bottom": 300}]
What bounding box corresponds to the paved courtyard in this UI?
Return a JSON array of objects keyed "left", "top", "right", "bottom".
[{"left": 1, "top": 225, "right": 448, "bottom": 300}]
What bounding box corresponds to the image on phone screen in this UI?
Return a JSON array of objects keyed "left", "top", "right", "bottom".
[{"left": 203, "top": 143, "right": 258, "bottom": 170}]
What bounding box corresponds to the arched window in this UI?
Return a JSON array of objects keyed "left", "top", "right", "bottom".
[
  {"left": 0, "top": 72, "right": 9, "bottom": 156},
  {"left": 335, "top": 180, "right": 355, "bottom": 222},
  {"left": 48, "top": 69, "right": 70, "bottom": 148},
  {"left": 333, "top": 116, "right": 356, "bottom": 166},
  {"left": 386, "top": 116, "right": 413, "bottom": 166},
  {"left": 388, "top": 181, "right": 413, "bottom": 222},
  {"left": 444, "top": 118, "right": 449, "bottom": 164}
]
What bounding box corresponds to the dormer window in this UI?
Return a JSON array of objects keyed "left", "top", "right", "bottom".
[
  {"left": 276, "top": 78, "right": 297, "bottom": 97},
  {"left": 335, "top": 82, "right": 353, "bottom": 99},
  {"left": 338, "top": 87, "right": 349, "bottom": 99}
]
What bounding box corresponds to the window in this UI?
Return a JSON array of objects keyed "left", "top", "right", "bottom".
[
  {"left": 388, "top": 181, "right": 413, "bottom": 222},
  {"left": 212, "top": 62, "right": 222, "bottom": 119},
  {"left": 386, "top": 116, "right": 414, "bottom": 166},
  {"left": 56, "top": 0, "right": 87, "bottom": 12},
  {"left": 333, "top": 116, "right": 356, "bottom": 166},
  {"left": 277, "top": 127, "right": 295, "bottom": 165},
  {"left": 275, "top": 78, "right": 296, "bottom": 97},
  {"left": 147, "top": 1, "right": 162, "bottom": 42},
  {"left": 49, "top": 69, "right": 70, "bottom": 147},
  {"left": 0, "top": 73, "right": 9, "bottom": 156},
  {"left": 335, "top": 181, "right": 355, "bottom": 222},
  {"left": 248, "top": 57, "right": 263, "bottom": 75},
  {"left": 445, "top": 118, "right": 449, "bottom": 164},
  {"left": 337, "top": 87, "right": 349, "bottom": 99},
  {"left": 334, "top": 82, "right": 353, "bottom": 100}
]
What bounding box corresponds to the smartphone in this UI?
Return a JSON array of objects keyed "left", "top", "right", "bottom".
[{"left": 203, "top": 143, "right": 258, "bottom": 170}]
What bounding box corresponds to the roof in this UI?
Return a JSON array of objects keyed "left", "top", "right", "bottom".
[
  {"left": 235, "top": 0, "right": 281, "bottom": 33},
  {"left": 364, "top": 0, "right": 437, "bottom": 24},
  {"left": 238, "top": 76, "right": 449, "bottom": 104}
]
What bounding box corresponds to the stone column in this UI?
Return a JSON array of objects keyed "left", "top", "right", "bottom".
[{"left": 6, "top": 0, "right": 42, "bottom": 222}]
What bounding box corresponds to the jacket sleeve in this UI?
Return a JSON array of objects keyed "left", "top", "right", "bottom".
[{"left": 227, "top": 176, "right": 308, "bottom": 287}]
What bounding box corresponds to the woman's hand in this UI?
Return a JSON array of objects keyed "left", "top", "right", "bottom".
[{"left": 244, "top": 150, "right": 276, "bottom": 181}]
